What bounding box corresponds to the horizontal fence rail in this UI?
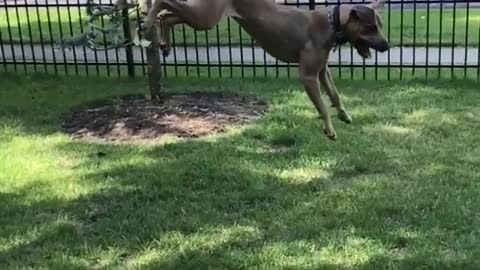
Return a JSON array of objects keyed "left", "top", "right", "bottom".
[{"left": 1, "top": 0, "right": 479, "bottom": 79}]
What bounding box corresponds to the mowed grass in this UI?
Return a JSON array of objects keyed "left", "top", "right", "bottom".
[
  {"left": 1, "top": 7, "right": 479, "bottom": 46},
  {"left": 1, "top": 73, "right": 480, "bottom": 269}
]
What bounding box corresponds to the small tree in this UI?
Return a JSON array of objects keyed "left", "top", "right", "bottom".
[{"left": 143, "top": 0, "right": 163, "bottom": 102}]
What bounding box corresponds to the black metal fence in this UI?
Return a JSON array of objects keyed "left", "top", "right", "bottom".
[{"left": 1, "top": 0, "right": 479, "bottom": 79}]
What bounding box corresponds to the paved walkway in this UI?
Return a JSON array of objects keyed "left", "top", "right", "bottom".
[{"left": 1, "top": 44, "right": 479, "bottom": 66}]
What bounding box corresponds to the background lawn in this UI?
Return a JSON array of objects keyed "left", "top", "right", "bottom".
[
  {"left": 1, "top": 7, "right": 479, "bottom": 46},
  {"left": 1, "top": 73, "right": 479, "bottom": 269}
]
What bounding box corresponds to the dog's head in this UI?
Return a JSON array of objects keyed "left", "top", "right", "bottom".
[{"left": 341, "top": 0, "right": 389, "bottom": 58}]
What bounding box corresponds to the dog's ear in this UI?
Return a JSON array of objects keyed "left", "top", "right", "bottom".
[
  {"left": 350, "top": 5, "right": 377, "bottom": 26},
  {"left": 369, "top": 0, "right": 385, "bottom": 10}
]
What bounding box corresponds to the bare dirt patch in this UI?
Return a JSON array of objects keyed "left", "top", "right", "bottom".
[{"left": 62, "top": 92, "right": 268, "bottom": 143}]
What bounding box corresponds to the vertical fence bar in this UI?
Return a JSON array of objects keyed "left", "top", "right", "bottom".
[
  {"left": 76, "top": 1, "right": 89, "bottom": 76},
  {"left": 463, "top": 2, "right": 469, "bottom": 78},
  {"left": 477, "top": 23, "right": 480, "bottom": 80},
  {"left": 46, "top": 4, "right": 59, "bottom": 74},
  {"left": 115, "top": 39, "right": 122, "bottom": 76},
  {"left": 284, "top": 1, "right": 292, "bottom": 78},
  {"left": 251, "top": 38, "right": 256, "bottom": 78},
  {"left": 35, "top": 0, "right": 47, "bottom": 73},
  {"left": 135, "top": 8, "right": 146, "bottom": 76},
  {"left": 239, "top": 24, "right": 245, "bottom": 78},
  {"left": 161, "top": 44, "right": 168, "bottom": 78},
  {"left": 412, "top": 0, "right": 416, "bottom": 76},
  {"left": 477, "top": 24, "right": 480, "bottom": 80},
  {"left": 438, "top": 1, "right": 443, "bottom": 79},
  {"left": 205, "top": 30, "right": 211, "bottom": 78},
  {"left": 67, "top": 4, "right": 79, "bottom": 75},
  {"left": 350, "top": 37, "right": 353, "bottom": 80},
  {"left": 451, "top": 0, "right": 456, "bottom": 78},
  {"left": 362, "top": 0, "right": 366, "bottom": 80},
  {"left": 263, "top": 49, "right": 267, "bottom": 77},
  {"left": 14, "top": 0, "right": 27, "bottom": 73},
  {"left": 387, "top": 0, "right": 391, "bottom": 80},
  {"left": 399, "top": 0, "right": 404, "bottom": 80},
  {"left": 227, "top": 18, "right": 233, "bottom": 78},
  {"left": 216, "top": 24, "right": 222, "bottom": 78},
  {"left": 100, "top": 15, "right": 111, "bottom": 77},
  {"left": 25, "top": 5, "right": 37, "bottom": 72},
  {"left": 337, "top": 0, "right": 342, "bottom": 79},
  {"left": 194, "top": 30, "right": 200, "bottom": 77},
  {"left": 374, "top": 46, "right": 378, "bottom": 80},
  {"left": 374, "top": 0, "right": 378, "bottom": 80},
  {"left": 172, "top": 27, "right": 179, "bottom": 77},
  {"left": 181, "top": 25, "right": 189, "bottom": 77},
  {"left": 275, "top": 59, "right": 279, "bottom": 78},
  {"left": 93, "top": 36, "right": 101, "bottom": 76},
  {"left": 91, "top": 4, "right": 100, "bottom": 76},
  {"left": 162, "top": 51, "right": 167, "bottom": 79},
  {"left": 55, "top": 0, "right": 68, "bottom": 75},
  {"left": 111, "top": 0, "right": 121, "bottom": 78},
  {"left": 0, "top": 26, "right": 6, "bottom": 70},
  {"left": 114, "top": 0, "right": 122, "bottom": 78},
  {"left": 122, "top": 7, "right": 135, "bottom": 78},
  {"left": 349, "top": 0, "right": 353, "bottom": 80},
  {"left": 263, "top": 0, "right": 269, "bottom": 77},
  {"left": 425, "top": 1, "right": 430, "bottom": 79},
  {"left": 4, "top": 3, "right": 16, "bottom": 72}
]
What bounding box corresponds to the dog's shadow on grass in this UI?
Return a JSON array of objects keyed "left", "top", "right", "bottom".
[{"left": 1, "top": 77, "right": 480, "bottom": 269}]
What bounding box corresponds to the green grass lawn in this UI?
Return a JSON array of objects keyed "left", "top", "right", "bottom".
[
  {"left": 1, "top": 73, "right": 480, "bottom": 269},
  {"left": 1, "top": 7, "right": 479, "bottom": 46}
]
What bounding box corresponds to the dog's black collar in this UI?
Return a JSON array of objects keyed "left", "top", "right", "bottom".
[{"left": 328, "top": 5, "right": 348, "bottom": 46}]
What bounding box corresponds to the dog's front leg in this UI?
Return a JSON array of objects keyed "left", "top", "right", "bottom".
[
  {"left": 319, "top": 67, "right": 352, "bottom": 124},
  {"left": 299, "top": 52, "right": 336, "bottom": 140}
]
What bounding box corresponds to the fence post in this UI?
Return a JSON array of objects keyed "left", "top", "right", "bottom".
[
  {"left": 122, "top": 8, "right": 135, "bottom": 78},
  {"left": 309, "top": 0, "right": 315, "bottom": 10}
]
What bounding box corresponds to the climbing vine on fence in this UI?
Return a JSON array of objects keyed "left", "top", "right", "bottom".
[{"left": 55, "top": 0, "right": 136, "bottom": 51}]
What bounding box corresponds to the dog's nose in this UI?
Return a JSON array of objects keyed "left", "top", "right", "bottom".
[{"left": 377, "top": 41, "right": 389, "bottom": 52}]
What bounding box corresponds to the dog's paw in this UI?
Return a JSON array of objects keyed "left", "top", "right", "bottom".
[
  {"left": 338, "top": 109, "right": 352, "bottom": 124},
  {"left": 159, "top": 40, "right": 171, "bottom": 57},
  {"left": 158, "top": 9, "right": 173, "bottom": 18},
  {"left": 324, "top": 129, "right": 337, "bottom": 141},
  {"left": 161, "top": 47, "right": 171, "bottom": 57}
]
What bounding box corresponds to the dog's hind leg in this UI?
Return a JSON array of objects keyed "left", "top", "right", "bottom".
[
  {"left": 158, "top": 0, "right": 227, "bottom": 30},
  {"left": 142, "top": 0, "right": 169, "bottom": 32},
  {"left": 158, "top": 14, "right": 184, "bottom": 56},
  {"left": 319, "top": 67, "right": 352, "bottom": 124},
  {"left": 143, "top": 0, "right": 226, "bottom": 38}
]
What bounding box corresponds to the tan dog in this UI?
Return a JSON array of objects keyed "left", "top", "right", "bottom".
[{"left": 141, "top": 0, "right": 389, "bottom": 140}]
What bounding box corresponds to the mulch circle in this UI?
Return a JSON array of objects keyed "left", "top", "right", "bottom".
[{"left": 62, "top": 92, "right": 268, "bottom": 143}]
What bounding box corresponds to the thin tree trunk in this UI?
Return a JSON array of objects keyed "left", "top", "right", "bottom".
[{"left": 144, "top": 0, "right": 163, "bottom": 101}]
